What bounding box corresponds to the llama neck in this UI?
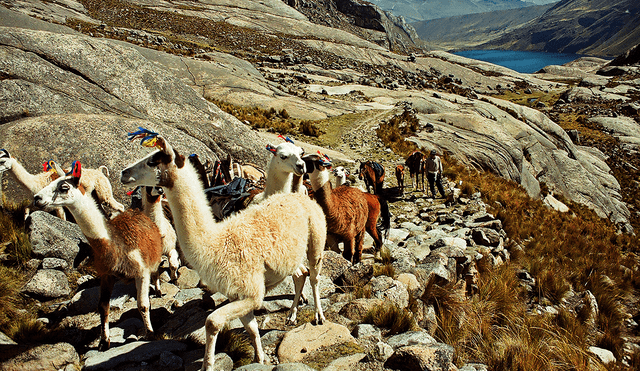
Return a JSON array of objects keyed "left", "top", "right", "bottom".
[
  {"left": 263, "top": 160, "right": 294, "bottom": 197},
  {"left": 142, "top": 196, "right": 164, "bottom": 226},
  {"left": 9, "top": 159, "right": 48, "bottom": 194},
  {"left": 309, "top": 169, "right": 330, "bottom": 192},
  {"left": 66, "top": 194, "right": 110, "bottom": 241},
  {"left": 162, "top": 163, "right": 216, "bottom": 262}
]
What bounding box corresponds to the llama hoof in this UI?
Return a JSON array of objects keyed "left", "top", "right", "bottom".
[
  {"left": 286, "top": 318, "right": 298, "bottom": 326},
  {"left": 98, "top": 338, "right": 110, "bottom": 351}
]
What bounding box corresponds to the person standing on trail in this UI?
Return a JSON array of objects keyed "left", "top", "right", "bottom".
[{"left": 425, "top": 149, "right": 446, "bottom": 198}]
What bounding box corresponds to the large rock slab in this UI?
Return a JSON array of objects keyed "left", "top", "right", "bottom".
[
  {"left": 277, "top": 322, "right": 355, "bottom": 363},
  {"left": 83, "top": 340, "right": 187, "bottom": 371}
]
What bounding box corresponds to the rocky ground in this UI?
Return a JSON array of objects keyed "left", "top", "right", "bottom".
[{"left": 2, "top": 108, "right": 631, "bottom": 371}]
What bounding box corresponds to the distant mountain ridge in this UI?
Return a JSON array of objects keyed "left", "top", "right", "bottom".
[
  {"left": 480, "top": 0, "right": 640, "bottom": 57},
  {"left": 411, "top": 4, "right": 554, "bottom": 51},
  {"left": 365, "top": 0, "right": 557, "bottom": 22}
]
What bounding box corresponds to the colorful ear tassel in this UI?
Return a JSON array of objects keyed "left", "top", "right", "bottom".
[
  {"left": 266, "top": 144, "right": 277, "bottom": 154},
  {"left": 278, "top": 134, "right": 295, "bottom": 144},
  {"left": 128, "top": 127, "right": 160, "bottom": 148},
  {"left": 67, "top": 160, "right": 81, "bottom": 178},
  {"left": 317, "top": 151, "right": 332, "bottom": 167}
]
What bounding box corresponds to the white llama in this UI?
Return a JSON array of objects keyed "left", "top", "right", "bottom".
[
  {"left": 332, "top": 166, "right": 350, "bottom": 187},
  {"left": 250, "top": 141, "right": 307, "bottom": 204},
  {"left": 141, "top": 186, "right": 180, "bottom": 281},
  {"left": 33, "top": 161, "right": 162, "bottom": 350},
  {"left": 120, "top": 131, "right": 326, "bottom": 371},
  {"left": 0, "top": 150, "right": 125, "bottom": 219}
]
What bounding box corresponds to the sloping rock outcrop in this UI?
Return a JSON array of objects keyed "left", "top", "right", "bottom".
[{"left": 0, "top": 25, "right": 268, "bottom": 204}]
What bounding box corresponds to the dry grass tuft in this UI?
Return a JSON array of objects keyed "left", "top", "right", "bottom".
[
  {"left": 0, "top": 200, "right": 32, "bottom": 265},
  {"left": 363, "top": 302, "right": 418, "bottom": 336},
  {"left": 376, "top": 109, "right": 420, "bottom": 157},
  {"left": 215, "top": 326, "right": 254, "bottom": 368},
  {"left": 209, "top": 99, "right": 325, "bottom": 138}
]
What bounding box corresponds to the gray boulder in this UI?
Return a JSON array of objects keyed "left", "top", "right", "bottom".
[
  {"left": 384, "top": 343, "right": 457, "bottom": 371},
  {"left": 22, "top": 269, "right": 70, "bottom": 299},
  {"left": 83, "top": 340, "right": 187, "bottom": 371},
  {"left": 0, "top": 342, "right": 79, "bottom": 371},
  {"left": 28, "top": 211, "right": 88, "bottom": 267},
  {"left": 369, "top": 275, "right": 409, "bottom": 309}
]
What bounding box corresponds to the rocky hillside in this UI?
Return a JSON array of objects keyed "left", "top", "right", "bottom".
[
  {"left": 283, "top": 0, "right": 425, "bottom": 54},
  {"left": 0, "top": 0, "right": 640, "bottom": 370},
  {"left": 479, "top": 0, "right": 640, "bottom": 57}
]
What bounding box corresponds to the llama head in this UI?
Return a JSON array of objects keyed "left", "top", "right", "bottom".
[
  {"left": 0, "top": 149, "right": 13, "bottom": 172},
  {"left": 358, "top": 161, "right": 367, "bottom": 180},
  {"left": 121, "top": 130, "right": 186, "bottom": 189},
  {"left": 332, "top": 166, "right": 349, "bottom": 179},
  {"left": 34, "top": 161, "right": 84, "bottom": 208},
  {"left": 302, "top": 153, "right": 332, "bottom": 190},
  {"left": 143, "top": 186, "right": 164, "bottom": 204},
  {"left": 266, "top": 142, "right": 306, "bottom": 176}
]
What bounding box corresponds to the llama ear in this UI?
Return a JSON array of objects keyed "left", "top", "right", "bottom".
[
  {"left": 266, "top": 144, "right": 277, "bottom": 155},
  {"left": 155, "top": 136, "right": 173, "bottom": 156},
  {"left": 53, "top": 161, "right": 66, "bottom": 178},
  {"left": 0, "top": 149, "right": 10, "bottom": 159},
  {"left": 70, "top": 161, "right": 82, "bottom": 180}
]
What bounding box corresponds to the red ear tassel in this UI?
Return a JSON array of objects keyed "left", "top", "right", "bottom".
[
  {"left": 266, "top": 144, "right": 277, "bottom": 154},
  {"left": 71, "top": 161, "right": 81, "bottom": 178}
]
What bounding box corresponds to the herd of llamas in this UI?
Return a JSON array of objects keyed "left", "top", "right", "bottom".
[{"left": 0, "top": 130, "right": 443, "bottom": 371}]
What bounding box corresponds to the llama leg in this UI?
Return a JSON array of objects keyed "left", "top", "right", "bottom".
[
  {"left": 240, "top": 311, "right": 265, "bottom": 363},
  {"left": 343, "top": 238, "right": 355, "bottom": 263},
  {"left": 168, "top": 249, "right": 180, "bottom": 281},
  {"left": 287, "top": 267, "right": 307, "bottom": 325},
  {"left": 326, "top": 234, "right": 341, "bottom": 254},
  {"left": 354, "top": 232, "right": 365, "bottom": 264},
  {"left": 98, "top": 275, "right": 116, "bottom": 351},
  {"left": 135, "top": 271, "right": 154, "bottom": 339},
  {"left": 202, "top": 297, "right": 262, "bottom": 371},
  {"left": 308, "top": 263, "right": 326, "bottom": 325}
]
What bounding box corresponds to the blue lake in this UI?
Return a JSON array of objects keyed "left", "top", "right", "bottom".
[{"left": 452, "top": 50, "right": 583, "bottom": 74}]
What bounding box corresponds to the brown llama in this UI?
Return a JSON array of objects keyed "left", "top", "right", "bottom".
[
  {"left": 34, "top": 161, "right": 162, "bottom": 350},
  {"left": 395, "top": 164, "right": 405, "bottom": 194},
  {"left": 405, "top": 150, "right": 425, "bottom": 191},
  {"left": 120, "top": 130, "right": 326, "bottom": 371},
  {"left": 358, "top": 160, "right": 385, "bottom": 195},
  {"left": 305, "top": 154, "right": 390, "bottom": 264}
]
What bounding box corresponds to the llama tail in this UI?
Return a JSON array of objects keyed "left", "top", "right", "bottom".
[
  {"left": 377, "top": 196, "right": 391, "bottom": 242},
  {"left": 98, "top": 165, "right": 110, "bottom": 177}
]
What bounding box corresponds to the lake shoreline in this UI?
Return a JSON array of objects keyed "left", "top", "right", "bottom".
[{"left": 451, "top": 49, "right": 597, "bottom": 74}]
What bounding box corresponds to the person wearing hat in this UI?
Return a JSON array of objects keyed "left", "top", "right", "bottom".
[{"left": 424, "top": 149, "right": 446, "bottom": 198}]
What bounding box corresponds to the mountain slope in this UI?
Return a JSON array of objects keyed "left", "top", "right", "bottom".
[
  {"left": 365, "top": 0, "right": 548, "bottom": 22},
  {"left": 411, "top": 4, "right": 554, "bottom": 50},
  {"left": 480, "top": 0, "right": 640, "bottom": 56}
]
